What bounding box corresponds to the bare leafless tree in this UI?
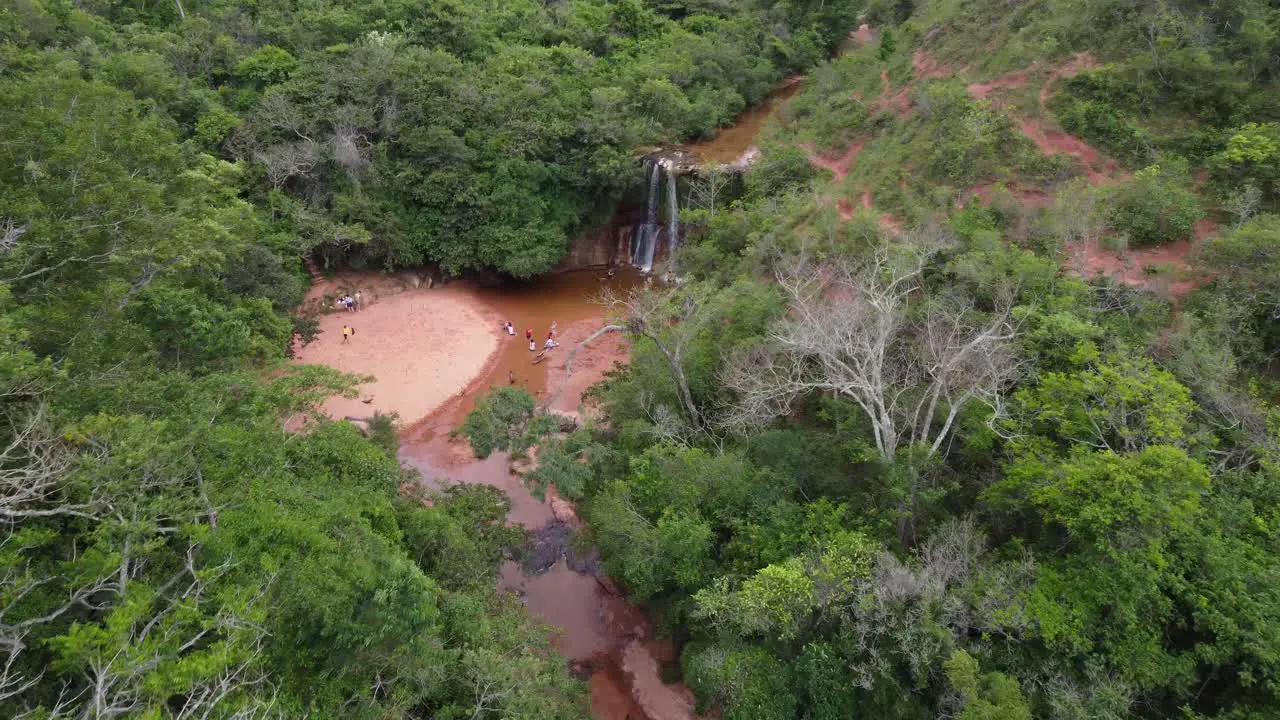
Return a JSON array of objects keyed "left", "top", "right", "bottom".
[
  {"left": 722, "top": 236, "right": 1019, "bottom": 468},
  {"left": 835, "top": 519, "right": 1035, "bottom": 689},
  {"left": 598, "top": 285, "right": 713, "bottom": 430},
  {"left": 688, "top": 165, "right": 734, "bottom": 215},
  {"left": 331, "top": 104, "right": 369, "bottom": 175},
  {"left": 541, "top": 323, "right": 624, "bottom": 412},
  {"left": 255, "top": 140, "right": 323, "bottom": 190},
  {"left": 0, "top": 219, "right": 26, "bottom": 256},
  {"left": 253, "top": 93, "right": 312, "bottom": 143},
  {"left": 0, "top": 405, "right": 85, "bottom": 522}
]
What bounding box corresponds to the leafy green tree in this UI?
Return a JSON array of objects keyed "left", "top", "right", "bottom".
[
  {"left": 1210, "top": 122, "right": 1280, "bottom": 200},
  {"left": 1105, "top": 165, "right": 1202, "bottom": 246},
  {"left": 459, "top": 387, "right": 558, "bottom": 458},
  {"left": 943, "top": 649, "right": 1031, "bottom": 720},
  {"left": 1010, "top": 354, "right": 1198, "bottom": 452},
  {"left": 235, "top": 44, "right": 298, "bottom": 85},
  {"left": 683, "top": 644, "right": 798, "bottom": 720},
  {"left": 1200, "top": 214, "right": 1280, "bottom": 356},
  {"left": 878, "top": 27, "right": 896, "bottom": 61}
]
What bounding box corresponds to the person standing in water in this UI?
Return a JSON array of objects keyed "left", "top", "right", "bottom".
[
  {"left": 550, "top": 320, "right": 558, "bottom": 339},
  {"left": 525, "top": 327, "right": 533, "bottom": 342},
  {"left": 528, "top": 338, "right": 535, "bottom": 352}
]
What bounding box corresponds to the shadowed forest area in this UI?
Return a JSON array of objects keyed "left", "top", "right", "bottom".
[{"left": 7, "top": 0, "right": 1280, "bottom": 718}]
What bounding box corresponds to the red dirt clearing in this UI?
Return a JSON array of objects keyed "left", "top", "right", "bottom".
[
  {"left": 806, "top": 142, "right": 862, "bottom": 181},
  {"left": 836, "top": 196, "right": 854, "bottom": 221},
  {"left": 1018, "top": 117, "right": 1124, "bottom": 184},
  {"left": 912, "top": 51, "right": 954, "bottom": 81},
  {"left": 967, "top": 69, "right": 1031, "bottom": 101},
  {"left": 1040, "top": 52, "right": 1097, "bottom": 107},
  {"left": 965, "top": 181, "right": 1053, "bottom": 209},
  {"left": 1066, "top": 219, "right": 1219, "bottom": 298}
]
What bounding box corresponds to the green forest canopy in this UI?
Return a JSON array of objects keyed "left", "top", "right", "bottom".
[
  {"left": 9, "top": 0, "right": 1280, "bottom": 718},
  {"left": 475, "top": 1, "right": 1280, "bottom": 719},
  {"left": 0, "top": 0, "right": 851, "bottom": 717}
]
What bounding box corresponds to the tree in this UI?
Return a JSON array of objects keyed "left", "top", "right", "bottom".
[
  {"left": 723, "top": 236, "right": 1019, "bottom": 467},
  {"left": 1104, "top": 165, "right": 1202, "bottom": 246},
  {"left": 1200, "top": 214, "right": 1280, "bottom": 354},
  {"left": 459, "top": 387, "right": 558, "bottom": 458},
  {"left": 1010, "top": 354, "right": 1198, "bottom": 453},
  {"left": 942, "top": 649, "right": 1031, "bottom": 720},
  {"left": 600, "top": 284, "right": 720, "bottom": 431},
  {"left": 878, "top": 28, "right": 896, "bottom": 61}
]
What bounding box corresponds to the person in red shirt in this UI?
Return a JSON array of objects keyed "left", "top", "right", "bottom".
[{"left": 525, "top": 328, "right": 533, "bottom": 341}]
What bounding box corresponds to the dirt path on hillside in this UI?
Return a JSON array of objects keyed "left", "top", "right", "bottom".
[
  {"left": 963, "top": 53, "right": 1124, "bottom": 183},
  {"left": 806, "top": 142, "right": 862, "bottom": 181}
]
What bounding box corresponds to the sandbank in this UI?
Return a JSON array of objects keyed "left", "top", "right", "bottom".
[{"left": 293, "top": 286, "right": 499, "bottom": 424}]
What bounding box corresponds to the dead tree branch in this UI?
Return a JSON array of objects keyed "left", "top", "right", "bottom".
[{"left": 722, "top": 237, "right": 1018, "bottom": 468}]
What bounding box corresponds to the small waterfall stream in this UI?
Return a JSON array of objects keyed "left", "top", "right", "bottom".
[
  {"left": 631, "top": 161, "right": 661, "bottom": 273},
  {"left": 629, "top": 158, "right": 679, "bottom": 274},
  {"left": 666, "top": 162, "right": 679, "bottom": 263}
]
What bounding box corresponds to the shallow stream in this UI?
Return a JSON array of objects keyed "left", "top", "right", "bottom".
[{"left": 397, "top": 270, "right": 697, "bottom": 720}]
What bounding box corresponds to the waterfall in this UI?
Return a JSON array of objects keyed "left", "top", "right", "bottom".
[
  {"left": 632, "top": 160, "right": 660, "bottom": 273},
  {"left": 666, "top": 162, "right": 679, "bottom": 262}
]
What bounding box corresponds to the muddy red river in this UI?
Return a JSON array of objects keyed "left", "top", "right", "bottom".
[
  {"left": 681, "top": 79, "right": 802, "bottom": 164},
  {"left": 397, "top": 270, "right": 700, "bottom": 720}
]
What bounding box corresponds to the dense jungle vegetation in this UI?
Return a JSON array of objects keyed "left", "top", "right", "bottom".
[
  {"left": 8, "top": 0, "right": 1280, "bottom": 718},
  {"left": 470, "top": 1, "right": 1280, "bottom": 719},
  {"left": 0, "top": 0, "right": 849, "bottom": 717}
]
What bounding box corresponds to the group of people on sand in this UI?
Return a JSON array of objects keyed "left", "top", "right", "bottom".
[
  {"left": 337, "top": 292, "right": 363, "bottom": 343},
  {"left": 338, "top": 291, "right": 362, "bottom": 313},
  {"left": 503, "top": 320, "right": 558, "bottom": 352}
]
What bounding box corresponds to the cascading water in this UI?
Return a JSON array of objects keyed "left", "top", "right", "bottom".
[
  {"left": 631, "top": 160, "right": 660, "bottom": 273},
  {"left": 666, "top": 162, "right": 679, "bottom": 264}
]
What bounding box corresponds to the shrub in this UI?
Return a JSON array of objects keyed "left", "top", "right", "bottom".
[
  {"left": 1105, "top": 166, "right": 1201, "bottom": 246},
  {"left": 1055, "top": 97, "right": 1155, "bottom": 167},
  {"left": 1209, "top": 122, "right": 1280, "bottom": 201},
  {"left": 366, "top": 411, "right": 400, "bottom": 455},
  {"left": 458, "top": 387, "right": 558, "bottom": 458},
  {"left": 745, "top": 144, "right": 819, "bottom": 199}
]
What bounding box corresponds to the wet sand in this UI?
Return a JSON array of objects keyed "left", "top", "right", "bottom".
[{"left": 292, "top": 287, "right": 498, "bottom": 424}]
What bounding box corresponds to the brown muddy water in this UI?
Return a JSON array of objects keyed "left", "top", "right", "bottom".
[
  {"left": 397, "top": 270, "right": 700, "bottom": 720},
  {"left": 681, "top": 79, "right": 803, "bottom": 165}
]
